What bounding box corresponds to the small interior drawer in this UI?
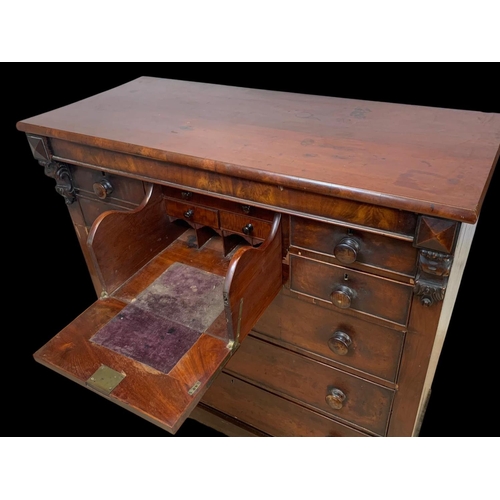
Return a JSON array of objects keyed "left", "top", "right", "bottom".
[
  {"left": 224, "top": 336, "right": 394, "bottom": 435},
  {"left": 254, "top": 290, "right": 405, "bottom": 383},
  {"left": 291, "top": 216, "right": 418, "bottom": 278},
  {"left": 220, "top": 211, "right": 272, "bottom": 240},
  {"left": 163, "top": 186, "right": 275, "bottom": 221},
  {"left": 290, "top": 254, "right": 413, "bottom": 326},
  {"left": 165, "top": 198, "right": 219, "bottom": 227},
  {"left": 201, "top": 373, "right": 370, "bottom": 436}
]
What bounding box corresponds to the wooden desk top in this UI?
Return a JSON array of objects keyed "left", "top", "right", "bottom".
[{"left": 17, "top": 76, "right": 500, "bottom": 223}]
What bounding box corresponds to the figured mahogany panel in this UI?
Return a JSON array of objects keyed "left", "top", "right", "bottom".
[
  {"left": 225, "top": 336, "right": 394, "bottom": 435},
  {"left": 33, "top": 298, "right": 232, "bottom": 434},
  {"left": 88, "top": 185, "right": 185, "bottom": 294},
  {"left": 291, "top": 216, "right": 418, "bottom": 277},
  {"left": 202, "top": 373, "right": 369, "bottom": 437},
  {"left": 290, "top": 255, "right": 413, "bottom": 326},
  {"left": 223, "top": 214, "right": 282, "bottom": 344},
  {"left": 253, "top": 290, "right": 405, "bottom": 383},
  {"left": 17, "top": 78, "right": 500, "bottom": 222}
]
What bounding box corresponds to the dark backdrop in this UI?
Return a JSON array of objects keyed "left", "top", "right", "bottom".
[{"left": 9, "top": 65, "right": 499, "bottom": 437}]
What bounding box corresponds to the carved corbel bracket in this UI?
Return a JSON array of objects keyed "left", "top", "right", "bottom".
[
  {"left": 42, "top": 160, "right": 76, "bottom": 205},
  {"left": 414, "top": 249, "right": 453, "bottom": 306},
  {"left": 26, "top": 134, "right": 76, "bottom": 205}
]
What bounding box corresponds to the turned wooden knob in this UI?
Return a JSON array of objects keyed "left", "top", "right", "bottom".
[
  {"left": 331, "top": 286, "right": 354, "bottom": 309},
  {"left": 242, "top": 223, "right": 254, "bottom": 235},
  {"left": 181, "top": 191, "right": 192, "bottom": 200},
  {"left": 334, "top": 237, "right": 360, "bottom": 264},
  {"left": 184, "top": 209, "right": 194, "bottom": 219},
  {"left": 328, "top": 331, "right": 352, "bottom": 356},
  {"left": 325, "top": 388, "right": 346, "bottom": 410},
  {"left": 93, "top": 179, "right": 113, "bottom": 199}
]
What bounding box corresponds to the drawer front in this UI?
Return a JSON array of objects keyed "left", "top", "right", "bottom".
[
  {"left": 226, "top": 336, "right": 394, "bottom": 435},
  {"left": 220, "top": 211, "right": 272, "bottom": 240},
  {"left": 254, "top": 291, "right": 404, "bottom": 383},
  {"left": 163, "top": 186, "right": 275, "bottom": 221},
  {"left": 291, "top": 217, "right": 417, "bottom": 277},
  {"left": 71, "top": 165, "right": 145, "bottom": 205},
  {"left": 202, "top": 373, "right": 369, "bottom": 437},
  {"left": 165, "top": 198, "right": 219, "bottom": 227},
  {"left": 290, "top": 255, "right": 412, "bottom": 326}
]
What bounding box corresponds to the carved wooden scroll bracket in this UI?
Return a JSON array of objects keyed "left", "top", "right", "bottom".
[
  {"left": 414, "top": 249, "right": 453, "bottom": 306},
  {"left": 27, "top": 134, "right": 76, "bottom": 205}
]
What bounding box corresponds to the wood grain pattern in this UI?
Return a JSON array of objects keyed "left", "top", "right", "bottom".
[
  {"left": 202, "top": 373, "right": 370, "bottom": 437},
  {"left": 48, "top": 138, "right": 418, "bottom": 235},
  {"left": 87, "top": 184, "right": 183, "bottom": 294},
  {"left": 415, "top": 215, "right": 458, "bottom": 253},
  {"left": 290, "top": 254, "right": 413, "bottom": 326},
  {"left": 17, "top": 77, "right": 500, "bottom": 222},
  {"left": 165, "top": 198, "right": 220, "bottom": 227},
  {"left": 253, "top": 290, "right": 405, "bottom": 383},
  {"left": 220, "top": 211, "right": 272, "bottom": 240},
  {"left": 224, "top": 214, "right": 282, "bottom": 344},
  {"left": 225, "top": 336, "right": 394, "bottom": 435},
  {"left": 291, "top": 216, "right": 418, "bottom": 278},
  {"left": 33, "top": 297, "right": 232, "bottom": 433}
]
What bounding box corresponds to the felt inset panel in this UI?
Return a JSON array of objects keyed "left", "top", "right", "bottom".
[{"left": 91, "top": 263, "right": 225, "bottom": 374}]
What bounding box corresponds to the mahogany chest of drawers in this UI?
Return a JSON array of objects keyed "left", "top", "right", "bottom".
[{"left": 17, "top": 77, "right": 500, "bottom": 436}]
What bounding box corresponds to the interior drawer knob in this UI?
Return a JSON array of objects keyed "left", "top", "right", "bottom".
[
  {"left": 242, "top": 223, "right": 254, "bottom": 235},
  {"left": 325, "top": 388, "right": 346, "bottom": 410},
  {"left": 334, "top": 237, "right": 360, "bottom": 264},
  {"left": 328, "top": 331, "right": 352, "bottom": 356},
  {"left": 184, "top": 209, "right": 194, "bottom": 219},
  {"left": 331, "top": 286, "right": 354, "bottom": 309},
  {"left": 181, "top": 191, "right": 192, "bottom": 200},
  {"left": 93, "top": 179, "right": 113, "bottom": 199}
]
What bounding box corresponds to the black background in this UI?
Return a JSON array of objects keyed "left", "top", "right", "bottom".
[{"left": 8, "top": 65, "right": 499, "bottom": 437}]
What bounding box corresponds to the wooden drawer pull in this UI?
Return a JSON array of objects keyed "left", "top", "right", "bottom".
[
  {"left": 93, "top": 179, "right": 113, "bottom": 199},
  {"left": 242, "top": 223, "right": 254, "bottom": 235},
  {"left": 331, "top": 285, "right": 354, "bottom": 309},
  {"left": 328, "top": 331, "right": 352, "bottom": 356},
  {"left": 334, "top": 237, "right": 360, "bottom": 264},
  {"left": 325, "top": 388, "right": 346, "bottom": 410}
]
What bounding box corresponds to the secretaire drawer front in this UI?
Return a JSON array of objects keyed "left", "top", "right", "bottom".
[
  {"left": 254, "top": 291, "right": 405, "bottom": 383},
  {"left": 291, "top": 217, "right": 418, "bottom": 277},
  {"left": 290, "top": 255, "right": 412, "bottom": 326},
  {"left": 226, "top": 336, "right": 394, "bottom": 435},
  {"left": 71, "top": 166, "right": 146, "bottom": 205},
  {"left": 202, "top": 373, "right": 369, "bottom": 437}
]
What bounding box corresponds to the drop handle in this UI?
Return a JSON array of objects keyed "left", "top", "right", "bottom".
[
  {"left": 325, "top": 388, "right": 346, "bottom": 410},
  {"left": 331, "top": 285, "right": 355, "bottom": 309},
  {"left": 184, "top": 209, "right": 194, "bottom": 219},
  {"left": 328, "top": 331, "right": 352, "bottom": 356},
  {"left": 334, "top": 237, "right": 360, "bottom": 264},
  {"left": 93, "top": 179, "right": 113, "bottom": 199},
  {"left": 242, "top": 223, "right": 254, "bottom": 235}
]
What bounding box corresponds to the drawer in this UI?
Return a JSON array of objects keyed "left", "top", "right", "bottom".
[
  {"left": 226, "top": 336, "right": 394, "bottom": 435},
  {"left": 165, "top": 198, "right": 219, "bottom": 227},
  {"left": 220, "top": 211, "right": 272, "bottom": 240},
  {"left": 254, "top": 290, "right": 405, "bottom": 383},
  {"left": 70, "top": 165, "right": 145, "bottom": 205},
  {"left": 163, "top": 186, "right": 275, "bottom": 221},
  {"left": 202, "top": 373, "right": 369, "bottom": 437},
  {"left": 290, "top": 254, "right": 412, "bottom": 326},
  {"left": 291, "top": 217, "right": 418, "bottom": 278}
]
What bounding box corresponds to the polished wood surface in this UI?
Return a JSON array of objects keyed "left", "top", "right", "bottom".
[
  {"left": 17, "top": 77, "right": 500, "bottom": 222},
  {"left": 225, "top": 336, "right": 394, "bottom": 435},
  {"left": 253, "top": 290, "right": 404, "bottom": 383},
  {"left": 202, "top": 373, "right": 369, "bottom": 437}
]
